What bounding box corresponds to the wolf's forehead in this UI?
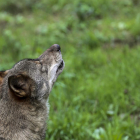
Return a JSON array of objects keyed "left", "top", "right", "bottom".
[
  {"left": 13, "top": 60, "right": 30, "bottom": 68},
  {"left": 11, "top": 60, "right": 44, "bottom": 81},
  {"left": 12, "top": 61, "right": 36, "bottom": 74},
  {"left": 13, "top": 59, "right": 39, "bottom": 67}
]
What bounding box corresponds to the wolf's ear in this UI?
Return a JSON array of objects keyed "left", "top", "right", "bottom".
[
  {"left": 0, "top": 70, "right": 9, "bottom": 85},
  {"left": 8, "top": 74, "right": 32, "bottom": 98}
]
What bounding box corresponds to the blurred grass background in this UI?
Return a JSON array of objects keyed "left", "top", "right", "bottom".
[{"left": 0, "top": 0, "right": 140, "bottom": 140}]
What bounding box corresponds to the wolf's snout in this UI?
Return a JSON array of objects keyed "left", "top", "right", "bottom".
[
  {"left": 55, "top": 44, "right": 61, "bottom": 51},
  {"left": 38, "top": 44, "right": 61, "bottom": 60},
  {"left": 51, "top": 44, "right": 61, "bottom": 52}
]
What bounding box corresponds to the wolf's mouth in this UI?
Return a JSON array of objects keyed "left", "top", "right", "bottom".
[{"left": 56, "top": 61, "right": 64, "bottom": 73}]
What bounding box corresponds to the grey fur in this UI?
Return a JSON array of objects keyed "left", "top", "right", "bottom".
[{"left": 0, "top": 44, "right": 65, "bottom": 140}]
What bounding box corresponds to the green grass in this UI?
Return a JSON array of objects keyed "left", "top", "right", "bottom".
[
  {"left": 47, "top": 46, "right": 140, "bottom": 140},
  {"left": 0, "top": 0, "right": 140, "bottom": 139}
]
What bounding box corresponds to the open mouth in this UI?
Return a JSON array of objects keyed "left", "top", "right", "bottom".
[{"left": 56, "top": 61, "right": 64, "bottom": 73}]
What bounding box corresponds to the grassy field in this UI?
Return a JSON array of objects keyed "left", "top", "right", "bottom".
[{"left": 0, "top": 0, "right": 140, "bottom": 139}]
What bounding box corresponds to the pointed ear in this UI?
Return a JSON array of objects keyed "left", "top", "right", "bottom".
[
  {"left": 0, "top": 70, "right": 9, "bottom": 85},
  {"left": 8, "top": 74, "right": 32, "bottom": 98}
]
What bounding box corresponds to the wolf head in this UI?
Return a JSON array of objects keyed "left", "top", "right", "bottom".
[{"left": 0, "top": 44, "right": 65, "bottom": 101}]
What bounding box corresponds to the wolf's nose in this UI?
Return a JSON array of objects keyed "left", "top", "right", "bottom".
[
  {"left": 56, "top": 44, "right": 61, "bottom": 51},
  {"left": 53, "top": 44, "right": 61, "bottom": 51}
]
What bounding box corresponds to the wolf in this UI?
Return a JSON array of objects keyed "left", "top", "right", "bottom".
[{"left": 0, "top": 44, "right": 65, "bottom": 140}]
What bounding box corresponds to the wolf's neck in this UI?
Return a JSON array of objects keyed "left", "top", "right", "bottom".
[{"left": 0, "top": 99, "right": 48, "bottom": 140}]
